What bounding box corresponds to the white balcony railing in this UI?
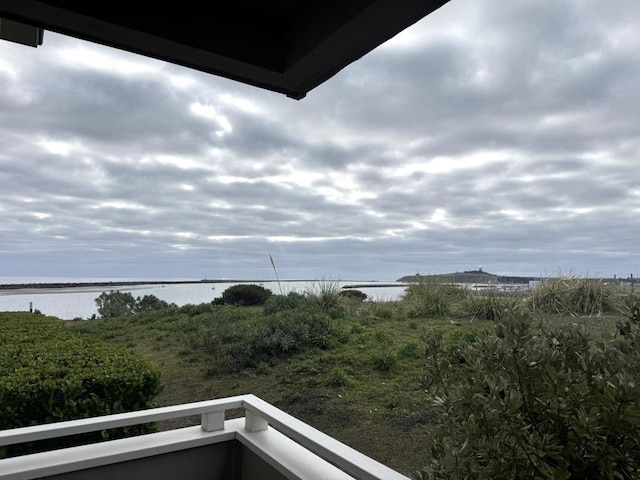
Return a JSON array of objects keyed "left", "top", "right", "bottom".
[{"left": 0, "top": 394, "right": 411, "bottom": 480}]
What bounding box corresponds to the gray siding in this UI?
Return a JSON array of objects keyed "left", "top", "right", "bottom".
[{"left": 40, "top": 441, "right": 287, "bottom": 480}]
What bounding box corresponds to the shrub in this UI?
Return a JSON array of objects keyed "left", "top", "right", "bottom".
[
  {"left": 339, "top": 289, "right": 368, "bottom": 301},
  {"left": 135, "top": 294, "right": 172, "bottom": 312},
  {"left": 194, "top": 307, "right": 342, "bottom": 371},
  {"left": 416, "top": 307, "right": 640, "bottom": 480},
  {"left": 218, "top": 284, "right": 273, "bottom": 306},
  {"left": 0, "top": 313, "right": 162, "bottom": 457},
  {"left": 403, "top": 279, "right": 469, "bottom": 318},
  {"left": 95, "top": 290, "right": 136, "bottom": 318},
  {"left": 179, "top": 303, "right": 218, "bottom": 316},
  {"left": 263, "top": 292, "right": 312, "bottom": 315},
  {"left": 252, "top": 310, "right": 338, "bottom": 356}
]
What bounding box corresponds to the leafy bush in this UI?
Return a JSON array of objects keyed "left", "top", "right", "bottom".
[
  {"left": 0, "top": 313, "right": 162, "bottom": 457},
  {"left": 218, "top": 284, "right": 273, "bottom": 306},
  {"left": 135, "top": 294, "right": 173, "bottom": 312},
  {"left": 178, "top": 302, "right": 218, "bottom": 316},
  {"left": 252, "top": 310, "right": 338, "bottom": 355},
  {"left": 188, "top": 303, "right": 342, "bottom": 371},
  {"left": 95, "top": 292, "right": 175, "bottom": 318},
  {"left": 417, "top": 307, "right": 640, "bottom": 480},
  {"left": 339, "top": 289, "right": 368, "bottom": 301},
  {"left": 403, "top": 279, "right": 469, "bottom": 318},
  {"left": 95, "top": 290, "right": 137, "bottom": 317},
  {"left": 263, "top": 292, "right": 312, "bottom": 315}
]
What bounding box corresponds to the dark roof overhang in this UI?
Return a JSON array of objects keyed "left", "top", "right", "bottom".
[{"left": 0, "top": 0, "right": 450, "bottom": 99}]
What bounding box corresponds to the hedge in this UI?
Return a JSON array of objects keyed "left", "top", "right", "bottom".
[{"left": 0, "top": 312, "right": 162, "bottom": 456}]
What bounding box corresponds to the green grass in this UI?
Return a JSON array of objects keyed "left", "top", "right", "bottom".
[
  {"left": 63, "top": 279, "right": 635, "bottom": 477},
  {"left": 66, "top": 301, "right": 475, "bottom": 475}
]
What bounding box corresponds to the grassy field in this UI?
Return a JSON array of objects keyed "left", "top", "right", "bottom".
[{"left": 65, "top": 279, "right": 633, "bottom": 477}]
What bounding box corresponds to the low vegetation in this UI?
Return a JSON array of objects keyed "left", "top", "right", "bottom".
[
  {"left": 0, "top": 312, "right": 161, "bottom": 457},
  {"left": 95, "top": 290, "right": 175, "bottom": 318},
  {"left": 4, "top": 277, "right": 639, "bottom": 477},
  {"left": 214, "top": 283, "right": 273, "bottom": 306},
  {"left": 419, "top": 307, "right": 640, "bottom": 479}
]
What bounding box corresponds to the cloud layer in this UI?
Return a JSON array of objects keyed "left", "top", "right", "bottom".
[{"left": 1, "top": 0, "right": 639, "bottom": 280}]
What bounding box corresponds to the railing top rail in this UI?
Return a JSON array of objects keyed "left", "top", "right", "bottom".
[
  {"left": 0, "top": 394, "right": 410, "bottom": 480},
  {"left": 0, "top": 395, "right": 247, "bottom": 446}
]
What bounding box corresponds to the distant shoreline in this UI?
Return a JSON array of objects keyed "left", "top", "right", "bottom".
[
  {"left": 0, "top": 278, "right": 400, "bottom": 294},
  {"left": 0, "top": 279, "right": 299, "bottom": 292}
]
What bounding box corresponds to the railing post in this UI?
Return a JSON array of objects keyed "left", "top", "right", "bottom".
[
  {"left": 201, "top": 411, "right": 225, "bottom": 432},
  {"left": 244, "top": 410, "right": 268, "bottom": 432}
]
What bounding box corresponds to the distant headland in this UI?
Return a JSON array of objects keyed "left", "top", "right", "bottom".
[
  {"left": 397, "top": 269, "right": 540, "bottom": 284},
  {"left": 397, "top": 269, "right": 628, "bottom": 284}
]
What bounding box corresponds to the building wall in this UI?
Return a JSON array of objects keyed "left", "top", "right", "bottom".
[{"left": 40, "top": 441, "right": 287, "bottom": 480}]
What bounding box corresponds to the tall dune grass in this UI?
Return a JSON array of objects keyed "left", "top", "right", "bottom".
[
  {"left": 402, "top": 278, "right": 469, "bottom": 318},
  {"left": 529, "top": 276, "right": 616, "bottom": 316}
]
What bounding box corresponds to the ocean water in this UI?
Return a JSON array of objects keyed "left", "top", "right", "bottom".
[{"left": 0, "top": 278, "right": 408, "bottom": 320}]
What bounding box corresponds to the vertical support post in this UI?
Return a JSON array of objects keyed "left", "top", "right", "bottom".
[
  {"left": 244, "top": 410, "right": 268, "bottom": 432},
  {"left": 201, "top": 410, "right": 225, "bottom": 432},
  {"left": 29, "top": 302, "right": 33, "bottom": 313}
]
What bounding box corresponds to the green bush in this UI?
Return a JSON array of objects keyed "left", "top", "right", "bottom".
[
  {"left": 339, "top": 289, "right": 368, "bottom": 301},
  {"left": 417, "top": 307, "right": 640, "bottom": 480},
  {"left": 218, "top": 284, "right": 273, "bottom": 306},
  {"left": 95, "top": 292, "right": 175, "bottom": 318},
  {"left": 263, "top": 292, "right": 312, "bottom": 315},
  {"left": 179, "top": 302, "right": 218, "bottom": 316},
  {"left": 252, "top": 310, "right": 338, "bottom": 355},
  {"left": 95, "top": 290, "right": 137, "bottom": 318},
  {"left": 0, "top": 313, "right": 162, "bottom": 457},
  {"left": 188, "top": 304, "right": 342, "bottom": 371},
  {"left": 135, "top": 294, "right": 173, "bottom": 312}
]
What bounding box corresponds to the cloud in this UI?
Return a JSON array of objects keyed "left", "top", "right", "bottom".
[{"left": 0, "top": 0, "right": 639, "bottom": 280}]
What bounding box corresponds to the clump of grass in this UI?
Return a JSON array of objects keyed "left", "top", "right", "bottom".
[
  {"left": 372, "top": 349, "right": 397, "bottom": 371},
  {"left": 374, "top": 330, "right": 390, "bottom": 343},
  {"left": 398, "top": 341, "right": 421, "bottom": 359},
  {"left": 327, "top": 367, "right": 352, "bottom": 387},
  {"left": 305, "top": 277, "right": 344, "bottom": 312},
  {"left": 463, "top": 293, "right": 519, "bottom": 321},
  {"left": 351, "top": 323, "right": 365, "bottom": 334},
  {"left": 402, "top": 278, "right": 469, "bottom": 318},
  {"left": 359, "top": 301, "right": 401, "bottom": 323},
  {"left": 612, "top": 291, "right": 640, "bottom": 322},
  {"left": 529, "top": 277, "right": 616, "bottom": 316}
]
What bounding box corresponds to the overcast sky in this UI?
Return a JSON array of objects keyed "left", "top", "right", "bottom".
[{"left": 1, "top": 0, "right": 639, "bottom": 281}]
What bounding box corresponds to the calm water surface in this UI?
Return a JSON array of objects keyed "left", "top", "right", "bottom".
[{"left": 0, "top": 277, "right": 408, "bottom": 320}]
